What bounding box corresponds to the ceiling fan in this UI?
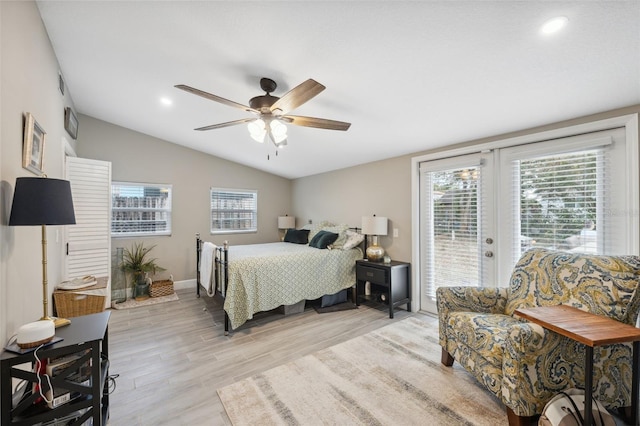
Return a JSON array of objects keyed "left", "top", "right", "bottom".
[{"left": 175, "top": 78, "right": 351, "bottom": 148}]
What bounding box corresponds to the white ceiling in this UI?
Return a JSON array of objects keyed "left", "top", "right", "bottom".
[{"left": 36, "top": 1, "right": 640, "bottom": 179}]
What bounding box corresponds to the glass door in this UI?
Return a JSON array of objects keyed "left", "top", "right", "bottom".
[{"left": 419, "top": 152, "right": 494, "bottom": 314}]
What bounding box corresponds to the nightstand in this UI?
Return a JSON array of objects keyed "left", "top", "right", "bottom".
[{"left": 355, "top": 259, "right": 411, "bottom": 318}]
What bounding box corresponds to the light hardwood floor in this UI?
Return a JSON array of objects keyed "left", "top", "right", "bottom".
[{"left": 107, "top": 288, "right": 430, "bottom": 425}]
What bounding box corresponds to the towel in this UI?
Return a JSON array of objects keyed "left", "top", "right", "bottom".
[{"left": 200, "top": 242, "right": 216, "bottom": 297}]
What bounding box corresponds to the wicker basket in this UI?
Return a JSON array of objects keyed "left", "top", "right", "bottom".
[
  {"left": 149, "top": 279, "right": 174, "bottom": 297},
  {"left": 54, "top": 292, "right": 105, "bottom": 318}
]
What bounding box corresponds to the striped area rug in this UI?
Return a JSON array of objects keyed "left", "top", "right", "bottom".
[{"left": 217, "top": 316, "right": 507, "bottom": 425}]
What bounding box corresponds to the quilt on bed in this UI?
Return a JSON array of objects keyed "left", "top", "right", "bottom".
[{"left": 223, "top": 242, "right": 363, "bottom": 329}]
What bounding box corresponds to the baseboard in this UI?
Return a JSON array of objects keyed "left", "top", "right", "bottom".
[{"left": 174, "top": 278, "right": 195, "bottom": 291}]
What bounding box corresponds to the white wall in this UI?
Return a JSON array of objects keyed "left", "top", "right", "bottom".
[{"left": 1, "top": 1, "right": 78, "bottom": 349}]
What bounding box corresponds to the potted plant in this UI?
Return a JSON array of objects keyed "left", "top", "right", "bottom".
[{"left": 121, "top": 243, "right": 165, "bottom": 299}]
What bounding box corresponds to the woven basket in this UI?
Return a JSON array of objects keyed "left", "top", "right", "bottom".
[
  {"left": 149, "top": 279, "right": 174, "bottom": 297},
  {"left": 54, "top": 292, "right": 105, "bottom": 318}
]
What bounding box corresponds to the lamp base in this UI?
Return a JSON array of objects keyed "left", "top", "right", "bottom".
[
  {"left": 42, "top": 316, "right": 71, "bottom": 328},
  {"left": 366, "top": 244, "right": 385, "bottom": 262}
]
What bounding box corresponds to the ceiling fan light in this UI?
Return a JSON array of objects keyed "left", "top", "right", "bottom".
[
  {"left": 270, "top": 120, "right": 287, "bottom": 138},
  {"left": 273, "top": 132, "right": 287, "bottom": 144},
  {"left": 248, "top": 119, "right": 266, "bottom": 143}
]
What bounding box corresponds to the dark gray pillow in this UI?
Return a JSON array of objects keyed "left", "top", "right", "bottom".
[
  {"left": 284, "top": 228, "right": 310, "bottom": 244},
  {"left": 309, "top": 230, "right": 339, "bottom": 249}
]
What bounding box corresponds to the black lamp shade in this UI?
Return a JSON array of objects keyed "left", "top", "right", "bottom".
[{"left": 9, "top": 177, "right": 76, "bottom": 226}]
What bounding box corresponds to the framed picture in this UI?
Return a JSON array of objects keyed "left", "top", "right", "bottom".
[
  {"left": 23, "top": 112, "right": 46, "bottom": 175},
  {"left": 64, "top": 107, "right": 78, "bottom": 139}
]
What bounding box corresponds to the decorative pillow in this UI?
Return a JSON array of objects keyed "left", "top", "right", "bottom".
[
  {"left": 307, "top": 221, "right": 334, "bottom": 243},
  {"left": 341, "top": 230, "right": 365, "bottom": 250},
  {"left": 322, "top": 224, "right": 349, "bottom": 248},
  {"left": 309, "top": 230, "right": 339, "bottom": 249},
  {"left": 283, "top": 228, "right": 310, "bottom": 244}
]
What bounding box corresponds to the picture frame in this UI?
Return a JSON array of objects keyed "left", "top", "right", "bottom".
[
  {"left": 64, "top": 107, "right": 78, "bottom": 140},
  {"left": 23, "top": 112, "right": 46, "bottom": 175}
]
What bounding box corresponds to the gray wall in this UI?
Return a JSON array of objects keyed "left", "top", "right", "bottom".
[
  {"left": 292, "top": 156, "right": 412, "bottom": 262},
  {"left": 1, "top": 1, "right": 79, "bottom": 348},
  {"left": 76, "top": 115, "right": 292, "bottom": 282}
]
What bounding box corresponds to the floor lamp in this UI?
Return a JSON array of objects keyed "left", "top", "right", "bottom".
[{"left": 9, "top": 176, "right": 76, "bottom": 328}]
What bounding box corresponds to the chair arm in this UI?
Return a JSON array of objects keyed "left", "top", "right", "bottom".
[
  {"left": 436, "top": 286, "right": 508, "bottom": 316},
  {"left": 501, "top": 322, "right": 574, "bottom": 416},
  {"left": 437, "top": 286, "right": 508, "bottom": 350}
]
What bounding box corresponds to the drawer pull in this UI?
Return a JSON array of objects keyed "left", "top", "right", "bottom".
[{"left": 367, "top": 272, "right": 374, "bottom": 277}]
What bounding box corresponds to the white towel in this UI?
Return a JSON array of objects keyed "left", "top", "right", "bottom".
[{"left": 200, "top": 242, "right": 217, "bottom": 297}]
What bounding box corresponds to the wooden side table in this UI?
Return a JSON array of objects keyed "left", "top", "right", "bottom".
[
  {"left": 515, "top": 305, "right": 640, "bottom": 426},
  {"left": 355, "top": 259, "right": 411, "bottom": 318}
]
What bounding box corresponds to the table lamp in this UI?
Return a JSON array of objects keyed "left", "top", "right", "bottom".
[
  {"left": 9, "top": 176, "right": 76, "bottom": 327},
  {"left": 278, "top": 215, "right": 295, "bottom": 240},
  {"left": 362, "top": 215, "right": 388, "bottom": 261}
]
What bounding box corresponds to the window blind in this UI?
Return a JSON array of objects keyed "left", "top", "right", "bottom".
[
  {"left": 512, "top": 148, "right": 608, "bottom": 261},
  {"left": 210, "top": 188, "right": 258, "bottom": 234},
  {"left": 423, "top": 165, "right": 483, "bottom": 299},
  {"left": 111, "top": 182, "right": 172, "bottom": 236}
]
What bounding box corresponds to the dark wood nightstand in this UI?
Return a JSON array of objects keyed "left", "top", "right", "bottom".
[{"left": 355, "top": 259, "right": 411, "bottom": 318}]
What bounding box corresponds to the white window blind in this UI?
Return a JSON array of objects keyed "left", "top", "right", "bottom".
[
  {"left": 421, "top": 156, "right": 488, "bottom": 301},
  {"left": 210, "top": 188, "right": 258, "bottom": 234},
  {"left": 111, "top": 182, "right": 172, "bottom": 236},
  {"left": 514, "top": 149, "right": 606, "bottom": 260}
]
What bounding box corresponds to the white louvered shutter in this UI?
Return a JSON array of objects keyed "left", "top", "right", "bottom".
[{"left": 65, "top": 157, "right": 112, "bottom": 303}]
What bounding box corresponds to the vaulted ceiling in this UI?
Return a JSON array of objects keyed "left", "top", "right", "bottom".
[{"left": 37, "top": 1, "right": 640, "bottom": 179}]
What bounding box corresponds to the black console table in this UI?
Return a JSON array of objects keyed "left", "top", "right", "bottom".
[
  {"left": 355, "top": 259, "right": 411, "bottom": 318},
  {"left": 1, "top": 311, "right": 110, "bottom": 426}
]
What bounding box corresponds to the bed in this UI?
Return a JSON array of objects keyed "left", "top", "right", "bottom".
[{"left": 196, "top": 224, "right": 364, "bottom": 334}]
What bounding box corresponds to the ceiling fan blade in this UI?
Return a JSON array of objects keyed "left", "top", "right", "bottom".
[
  {"left": 175, "top": 84, "right": 259, "bottom": 114},
  {"left": 283, "top": 115, "right": 351, "bottom": 131},
  {"left": 270, "top": 79, "right": 325, "bottom": 115},
  {"left": 195, "top": 117, "right": 256, "bottom": 131}
]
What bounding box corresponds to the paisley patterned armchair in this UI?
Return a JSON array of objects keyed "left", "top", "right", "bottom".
[{"left": 437, "top": 248, "right": 640, "bottom": 426}]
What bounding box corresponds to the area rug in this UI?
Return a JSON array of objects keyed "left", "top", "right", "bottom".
[
  {"left": 217, "top": 316, "right": 507, "bottom": 425},
  {"left": 111, "top": 292, "right": 178, "bottom": 310}
]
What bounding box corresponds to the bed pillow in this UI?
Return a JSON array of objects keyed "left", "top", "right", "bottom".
[
  {"left": 309, "top": 230, "right": 339, "bottom": 249},
  {"left": 283, "top": 228, "right": 310, "bottom": 244},
  {"left": 341, "top": 229, "right": 365, "bottom": 250},
  {"left": 322, "top": 224, "right": 349, "bottom": 248},
  {"left": 307, "top": 221, "right": 334, "bottom": 242}
]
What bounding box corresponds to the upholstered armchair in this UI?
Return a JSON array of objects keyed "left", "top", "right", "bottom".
[{"left": 437, "top": 248, "right": 640, "bottom": 426}]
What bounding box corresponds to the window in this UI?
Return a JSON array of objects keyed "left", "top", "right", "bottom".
[
  {"left": 111, "top": 182, "right": 172, "bottom": 236},
  {"left": 210, "top": 188, "right": 258, "bottom": 234}
]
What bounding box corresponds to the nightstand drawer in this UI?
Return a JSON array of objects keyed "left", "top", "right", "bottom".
[{"left": 356, "top": 265, "right": 388, "bottom": 285}]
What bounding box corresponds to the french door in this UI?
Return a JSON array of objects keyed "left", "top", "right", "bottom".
[
  {"left": 419, "top": 152, "right": 494, "bottom": 313},
  {"left": 418, "top": 126, "right": 635, "bottom": 315}
]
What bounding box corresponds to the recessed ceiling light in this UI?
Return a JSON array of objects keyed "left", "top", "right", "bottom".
[
  {"left": 541, "top": 16, "right": 569, "bottom": 35},
  {"left": 160, "top": 97, "right": 173, "bottom": 106}
]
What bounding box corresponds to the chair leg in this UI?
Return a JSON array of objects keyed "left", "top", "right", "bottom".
[
  {"left": 506, "top": 406, "right": 535, "bottom": 426},
  {"left": 441, "top": 348, "right": 454, "bottom": 366}
]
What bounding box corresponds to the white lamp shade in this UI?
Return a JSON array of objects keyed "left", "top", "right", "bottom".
[
  {"left": 362, "top": 216, "right": 388, "bottom": 236},
  {"left": 278, "top": 216, "right": 296, "bottom": 229},
  {"left": 248, "top": 119, "right": 266, "bottom": 143}
]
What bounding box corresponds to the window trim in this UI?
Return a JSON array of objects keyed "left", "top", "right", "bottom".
[
  {"left": 111, "top": 181, "right": 172, "bottom": 237},
  {"left": 210, "top": 188, "right": 258, "bottom": 235}
]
